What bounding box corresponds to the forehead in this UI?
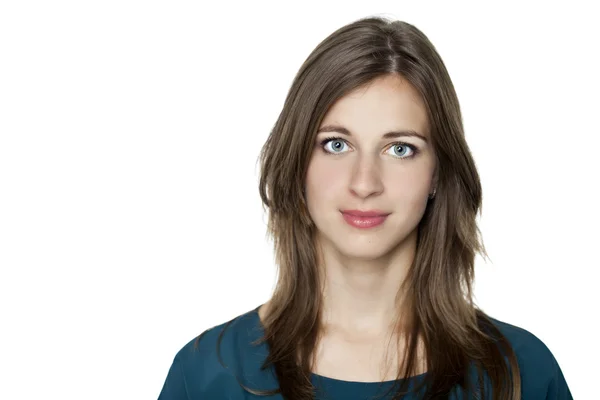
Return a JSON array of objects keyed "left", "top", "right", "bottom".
[{"left": 320, "top": 75, "right": 429, "bottom": 138}]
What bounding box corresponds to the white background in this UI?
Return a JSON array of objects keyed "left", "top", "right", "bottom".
[{"left": 1, "top": 1, "right": 598, "bottom": 399}]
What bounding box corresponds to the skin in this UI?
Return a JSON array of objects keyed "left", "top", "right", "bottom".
[{"left": 260, "top": 73, "right": 436, "bottom": 381}]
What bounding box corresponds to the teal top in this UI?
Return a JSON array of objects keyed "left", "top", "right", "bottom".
[{"left": 157, "top": 305, "right": 572, "bottom": 399}]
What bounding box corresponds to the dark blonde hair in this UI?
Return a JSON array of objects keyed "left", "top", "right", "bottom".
[{"left": 208, "top": 16, "right": 521, "bottom": 399}]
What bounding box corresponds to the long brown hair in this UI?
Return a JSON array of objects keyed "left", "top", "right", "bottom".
[{"left": 230, "top": 16, "right": 520, "bottom": 399}]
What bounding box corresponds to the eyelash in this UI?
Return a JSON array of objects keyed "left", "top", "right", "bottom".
[{"left": 319, "top": 136, "right": 420, "bottom": 159}]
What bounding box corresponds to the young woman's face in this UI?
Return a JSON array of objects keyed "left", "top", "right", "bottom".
[{"left": 305, "top": 74, "right": 436, "bottom": 260}]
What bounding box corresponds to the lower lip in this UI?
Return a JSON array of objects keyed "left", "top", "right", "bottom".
[{"left": 341, "top": 212, "right": 389, "bottom": 229}]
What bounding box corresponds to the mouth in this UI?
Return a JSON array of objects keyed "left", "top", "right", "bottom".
[{"left": 340, "top": 210, "right": 390, "bottom": 229}]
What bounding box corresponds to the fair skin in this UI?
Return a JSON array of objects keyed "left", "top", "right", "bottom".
[{"left": 260, "top": 74, "right": 436, "bottom": 381}]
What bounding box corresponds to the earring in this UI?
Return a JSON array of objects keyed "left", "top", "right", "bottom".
[{"left": 429, "top": 188, "right": 437, "bottom": 199}]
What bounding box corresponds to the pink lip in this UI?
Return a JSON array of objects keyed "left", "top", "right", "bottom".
[
  {"left": 341, "top": 209, "right": 389, "bottom": 217},
  {"left": 340, "top": 210, "right": 390, "bottom": 229}
]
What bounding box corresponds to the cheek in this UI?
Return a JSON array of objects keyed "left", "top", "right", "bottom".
[
  {"left": 383, "top": 166, "right": 433, "bottom": 211},
  {"left": 389, "top": 169, "right": 431, "bottom": 196},
  {"left": 305, "top": 158, "right": 345, "bottom": 207}
]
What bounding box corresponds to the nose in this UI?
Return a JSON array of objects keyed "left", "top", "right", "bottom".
[{"left": 348, "top": 154, "right": 384, "bottom": 199}]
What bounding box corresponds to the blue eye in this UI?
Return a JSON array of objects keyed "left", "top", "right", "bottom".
[
  {"left": 321, "top": 138, "right": 349, "bottom": 154},
  {"left": 319, "top": 136, "right": 419, "bottom": 159},
  {"left": 387, "top": 143, "right": 415, "bottom": 158}
]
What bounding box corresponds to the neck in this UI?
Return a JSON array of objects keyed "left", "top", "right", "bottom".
[{"left": 317, "top": 229, "right": 417, "bottom": 338}]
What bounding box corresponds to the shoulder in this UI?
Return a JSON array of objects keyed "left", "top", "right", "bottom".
[
  {"left": 174, "top": 306, "right": 264, "bottom": 371},
  {"left": 158, "top": 306, "right": 268, "bottom": 399},
  {"left": 488, "top": 316, "right": 555, "bottom": 365},
  {"left": 487, "top": 316, "right": 572, "bottom": 399}
]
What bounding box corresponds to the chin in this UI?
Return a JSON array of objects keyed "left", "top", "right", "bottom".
[
  {"left": 333, "top": 238, "right": 397, "bottom": 261},
  {"left": 325, "top": 225, "right": 418, "bottom": 261}
]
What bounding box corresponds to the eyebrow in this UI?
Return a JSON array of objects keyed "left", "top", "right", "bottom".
[{"left": 316, "top": 124, "right": 428, "bottom": 143}]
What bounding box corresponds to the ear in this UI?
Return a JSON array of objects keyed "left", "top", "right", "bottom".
[{"left": 429, "top": 168, "right": 439, "bottom": 198}]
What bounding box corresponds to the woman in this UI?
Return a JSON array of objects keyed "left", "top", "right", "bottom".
[{"left": 158, "top": 16, "right": 572, "bottom": 399}]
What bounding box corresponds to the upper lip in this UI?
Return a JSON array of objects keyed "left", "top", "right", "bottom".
[{"left": 341, "top": 209, "right": 390, "bottom": 217}]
